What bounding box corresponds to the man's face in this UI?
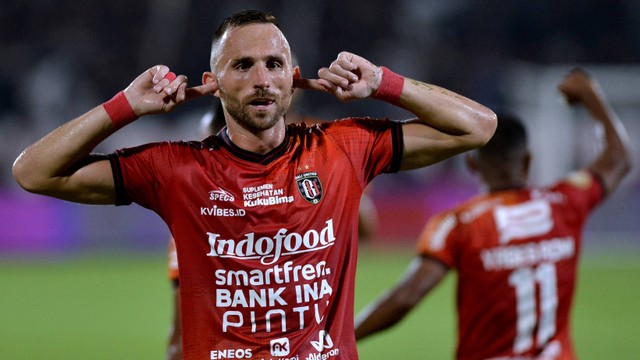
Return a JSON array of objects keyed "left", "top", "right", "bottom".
[{"left": 212, "top": 23, "right": 294, "bottom": 132}]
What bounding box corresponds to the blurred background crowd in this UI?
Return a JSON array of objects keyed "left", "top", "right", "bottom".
[{"left": 1, "top": 0, "right": 639, "bottom": 254}]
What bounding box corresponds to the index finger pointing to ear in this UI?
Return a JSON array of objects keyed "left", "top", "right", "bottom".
[
  {"left": 185, "top": 82, "right": 218, "bottom": 100},
  {"left": 293, "top": 78, "right": 329, "bottom": 92}
]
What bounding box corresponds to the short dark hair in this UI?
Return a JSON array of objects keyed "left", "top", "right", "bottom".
[
  {"left": 478, "top": 112, "right": 528, "bottom": 160},
  {"left": 213, "top": 10, "right": 278, "bottom": 43}
]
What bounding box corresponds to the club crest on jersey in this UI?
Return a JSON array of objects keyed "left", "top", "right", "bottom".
[{"left": 295, "top": 171, "right": 323, "bottom": 204}]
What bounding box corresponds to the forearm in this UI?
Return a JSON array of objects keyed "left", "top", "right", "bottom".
[
  {"left": 13, "top": 65, "right": 202, "bottom": 203},
  {"left": 397, "top": 78, "right": 497, "bottom": 144},
  {"left": 581, "top": 90, "right": 632, "bottom": 193},
  {"left": 311, "top": 54, "right": 496, "bottom": 149},
  {"left": 355, "top": 257, "right": 447, "bottom": 341},
  {"left": 355, "top": 295, "right": 413, "bottom": 340},
  {"left": 19, "top": 64, "right": 192, "bottom": 183},
  {"left": 312, "top": 53, "right": 496, "bottom": 144},
  {"left": 391, "top": 76, "right": 497, "bottom": 170},
  {"left": 13, "top": 105, "right": 116, "bottom": 195}
]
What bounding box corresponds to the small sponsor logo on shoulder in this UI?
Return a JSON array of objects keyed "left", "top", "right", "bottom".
[{"left": 295, "top": 172, "right": 323, "bottom": 204}]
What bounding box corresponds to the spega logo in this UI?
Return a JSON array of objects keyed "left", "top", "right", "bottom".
[{"left": 209, "top": 188, "right": 235, "bottom": 202}]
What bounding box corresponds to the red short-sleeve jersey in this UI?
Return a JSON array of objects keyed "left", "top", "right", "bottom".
[
  {"left": 417, "top": 171, "right": 604, "bottom": 360},
  {"left": 110, "top": 118, "right": 402, "bottom": 360}
]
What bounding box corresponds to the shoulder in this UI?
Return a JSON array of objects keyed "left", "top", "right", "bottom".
[
  {"left": 549, "top": 170, "right": 604, "bottom": 199},
  {"left": 305, "top": 117, "right": 401, "bottom": 140},
  {"left": 548, "top": 169, "right": 605, "bottom": 209},
  {"left": 292, "top": 117, "right": 396, "bottom": 129},
  {"left": 116, "top": 138, "right": 221, "bottom": 156},
  {"left": 559, "top": 170, "right": 601, "bottom": 190}
]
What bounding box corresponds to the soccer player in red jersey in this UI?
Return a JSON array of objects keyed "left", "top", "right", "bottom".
[
  {"left": 13, "top": 10, "right": 496, "bottom": 360},
  {"left": 354, "top": 68, "right": 632, "bottom": 359},
  {"left": 164, "top": 85, "right": 380, "bottom": 360}
]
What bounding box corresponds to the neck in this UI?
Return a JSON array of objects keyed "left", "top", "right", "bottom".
[{"left": 225, "top": 120, "right": 286, "bottom": 155}]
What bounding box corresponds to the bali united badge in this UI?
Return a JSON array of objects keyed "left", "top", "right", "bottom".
[{"left": 295, "top": 171, "right": 324, "bottom": 204}]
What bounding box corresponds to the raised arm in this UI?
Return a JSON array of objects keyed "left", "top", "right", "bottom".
[
  {"left": 13, "top": 65, "right": 215, "bottom": 204},
  {"left": 354, "top": 255, "right": 448, "bottom": 341},
  {"left": 557, "top": 68, "right": 632, "bottom": 195},
  {"left": 295, "top": 51, "right": 497, "bottom": 170}
]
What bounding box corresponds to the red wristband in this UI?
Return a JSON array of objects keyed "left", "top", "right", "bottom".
[
  {"left": 373, "top": 66, "right": 404, "bottom": 104},
  {"left": 103, "top": 91, "right": 138, "bottom": 130}
]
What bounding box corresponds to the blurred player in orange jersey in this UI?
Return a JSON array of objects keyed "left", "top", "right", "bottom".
[{"left": 354, "top": 68, "right": 632, "bottom": 359}]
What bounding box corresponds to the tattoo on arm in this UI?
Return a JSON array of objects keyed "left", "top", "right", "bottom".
[{"left": 410, "top": 79, "right": 463, "bottom": 99}]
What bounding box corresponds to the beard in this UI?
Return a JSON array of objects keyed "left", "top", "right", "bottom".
[{"left": 221, "top": 88, "right": 290, "bottom": 133}]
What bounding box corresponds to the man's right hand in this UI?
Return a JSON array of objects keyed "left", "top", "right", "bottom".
[{"left": 123, "top": 65, "right": 217, "bottom": 117}]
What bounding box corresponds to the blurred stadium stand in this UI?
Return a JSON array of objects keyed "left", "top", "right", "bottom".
[{"left": 1, "top": 0, "right": 638, "bottom": 255}]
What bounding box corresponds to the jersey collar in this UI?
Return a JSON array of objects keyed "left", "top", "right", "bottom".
[{"left": 218, "top": 126, "right": 290, "bottom": 165}]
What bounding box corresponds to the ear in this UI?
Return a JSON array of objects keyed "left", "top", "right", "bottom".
[
  {"left": 290, "top": 67, "right": 302, "bottom": 94},
  {"left": 202, "top": 71, "right": 220, "bottom": 98}
]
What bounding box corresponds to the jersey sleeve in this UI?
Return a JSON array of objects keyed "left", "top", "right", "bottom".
[
  {"left": 415, "top": 211, "right": 459, "bottom": 268},
  {"left": 108, "top": 141, "right": 176, "bottom": 209},
  {"left": 322, "top": 118, "right": 403, "bottom": 186}
]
